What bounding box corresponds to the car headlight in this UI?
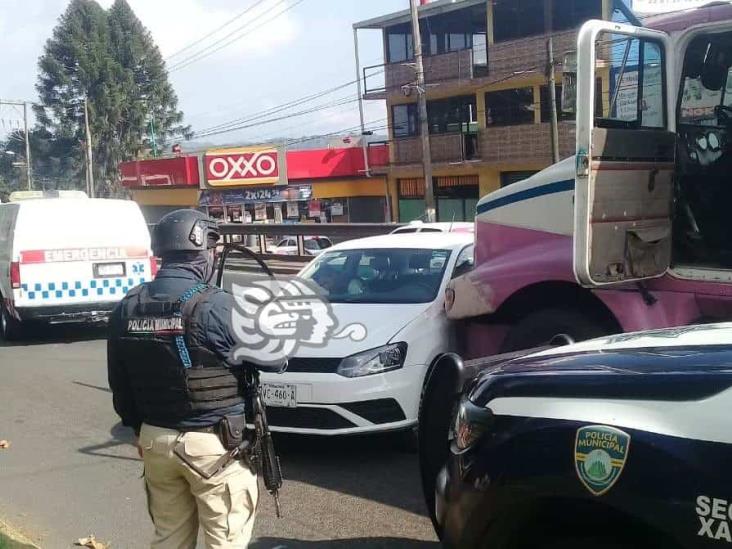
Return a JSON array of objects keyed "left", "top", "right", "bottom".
[
  {"left": 337, "top": 342, "right": 408, "bottom": 378},
  {"left": 452, "top": 399, "right": 493, "bottom": 451}
]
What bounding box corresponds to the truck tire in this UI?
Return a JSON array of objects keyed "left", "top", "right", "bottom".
[
  {"left": 0, "top": 303, "right": 22, "bottom": 342},
  {"left": 501, "top": 308, "right": 608, "bottom": 353},
  {"left": 418, "top": 364, "right": 459, "bottom": 536}
]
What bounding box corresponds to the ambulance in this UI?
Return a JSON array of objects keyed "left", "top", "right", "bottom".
[{"left": 0, "top": 191, "right": 156, "bottom": 339}]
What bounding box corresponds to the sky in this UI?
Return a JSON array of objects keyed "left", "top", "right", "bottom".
[{"left": 0, "top": 0, "right": 404, "bottom": 147}]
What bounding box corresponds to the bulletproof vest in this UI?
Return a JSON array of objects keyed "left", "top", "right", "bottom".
[{"left": 116, "top": 283, "right": 244, "bottom": 427}]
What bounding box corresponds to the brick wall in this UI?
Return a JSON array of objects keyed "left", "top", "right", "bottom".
[
  {"left": 393, "top": 133, "right": 468, "bottom": 165},
  {"left": 385, "top": 48, "right": 474, "bottom": 93},
  {"left": 488, "top": 30, "right": 577, "bottom": 82},
  {"left": 481, "top": 121, "right": 575, "bottom": 164}
]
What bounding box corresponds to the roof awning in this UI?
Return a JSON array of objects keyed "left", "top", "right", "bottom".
[{"left": 353, "top": 0, "right": 486, "bottom": 30}]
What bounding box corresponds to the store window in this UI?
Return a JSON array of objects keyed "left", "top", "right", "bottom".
[
  {"left": 386, "top": 23, "right": 413, "bottom": 63},
  {"left": 552, "top": 0, "right": 602, "bottom": 32},
  {"left": 428, "top": 95, "right": 477, "bottom": 134},
  {"left": 540, "top": 79, "right": 604, "bottom": 122},
  {"left": 397, "top": 176, "right": 478, "bottom": 222},
  {"left": 500, "top": 171, "right": 539, "bottom": 187},
  {"left": 493, "top": 0, "right": 544, "bottom": 43},
  {"left": 485, "top": 88, "right": 535, "bottom": 126},
  {"left": 393, "top": 104, "right": 419, "bottom": 137}
]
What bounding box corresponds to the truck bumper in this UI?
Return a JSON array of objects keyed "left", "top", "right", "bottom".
[{"left": 17, "top": 303, "right": 116, "bottom": 324}]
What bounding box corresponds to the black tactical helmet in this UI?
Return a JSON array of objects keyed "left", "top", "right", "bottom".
[{"left": 152, "top": 209, "right": 220, "bottom": 256}]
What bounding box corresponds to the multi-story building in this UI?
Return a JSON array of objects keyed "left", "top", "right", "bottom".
[{"left": 354, "top": 0, "right": 624, "bottom": 222}]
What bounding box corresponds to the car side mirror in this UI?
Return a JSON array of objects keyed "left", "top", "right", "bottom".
[{"left": 561, "top": 51, "right": 578, "bottom": 114}]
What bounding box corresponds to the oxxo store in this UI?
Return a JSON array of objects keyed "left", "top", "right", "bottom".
[{"left": 120, "top": 143, "right": 390, "bottom": 223}]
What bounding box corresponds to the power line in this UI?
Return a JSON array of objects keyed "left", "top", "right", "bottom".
[
  {"left": 165, "top": 0, "right": 270, "bottom": 61},
  {"left": 168, "top": 0, "right": 306, "bottom": 73},
  {"left": 191, "top": 70, "right": 384, "bottom": 137},
  {"left": 193, "top": 95, "right": 361, "bottom": 139}
]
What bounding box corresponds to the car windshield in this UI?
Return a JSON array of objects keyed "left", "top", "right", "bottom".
[{"left": 300, "top": 248, "right": 452, "bottom": 304}]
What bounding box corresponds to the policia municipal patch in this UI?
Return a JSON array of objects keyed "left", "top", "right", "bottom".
[
  {"left": 127, "top": 316, "right": 185, "bottom": 335},
  {"left": 574, "top": 425, "right": 630, "bottom": 496}
]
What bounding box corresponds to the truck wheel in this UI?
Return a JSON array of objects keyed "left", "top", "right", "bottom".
[
  {"left": 501, "top": 308, "right": 608, "bottom": 353},
  {"left": 0, "top": 303, "right": 22, "bottom": 342},
  {"left": 418, "top": 366, "right": 458, "bottom": 536}
]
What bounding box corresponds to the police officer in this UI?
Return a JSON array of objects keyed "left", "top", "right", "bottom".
[{"left": 108, "top": 209, "right": 264, "bottom": 548}]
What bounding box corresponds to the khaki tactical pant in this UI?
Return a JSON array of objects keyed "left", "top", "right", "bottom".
[{"left": 139, "top": 423, "right": 258, "bottom": 549}]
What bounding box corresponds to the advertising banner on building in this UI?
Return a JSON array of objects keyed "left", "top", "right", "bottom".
[
  {"left": 331, "top": 202, "right": 344, "bottom": 216},
  {"left": 287, "top": 201, "right": 299, "bottom": 218},
  {"left": 254, "top": 202, "right": 267, "bottom": 221},
  {"left": 204, "top": 145, "right": 287, "bottom": 188},
  {"left": 632, "top": 0, "right": 715, "bottom": 13},
  {"left": 199, "top": 185, "right": 311, "bottom": 206},
  {"left": 308, "top": 199, "right": 321, "bottom": 218}
]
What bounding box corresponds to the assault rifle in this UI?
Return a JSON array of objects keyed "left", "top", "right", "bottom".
[{"left": 215, "top": 243, "right": 284, "bottom": 518}]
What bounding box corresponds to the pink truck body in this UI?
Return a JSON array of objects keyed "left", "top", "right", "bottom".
[{"left": 447, "top": 5, "right": 732, "bottom": 358}]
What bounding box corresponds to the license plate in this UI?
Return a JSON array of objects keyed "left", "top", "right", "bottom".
[
  {"left": 262, "top": 383, "right": 297, "bottom": 408},
  {"left": 94, "top": 262, "right": 125, "bottom": 278}
]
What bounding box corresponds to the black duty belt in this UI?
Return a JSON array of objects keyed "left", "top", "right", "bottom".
[{"left": 180, "top": 425, "right": 218, "bottom": 434}]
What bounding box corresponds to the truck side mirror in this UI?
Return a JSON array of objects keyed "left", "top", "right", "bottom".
[{"left": 561, "top": 51, "right": 578, "bottom": 114}]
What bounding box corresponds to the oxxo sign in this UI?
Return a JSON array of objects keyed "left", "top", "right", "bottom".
[{"left": 204, "top": 146, "right": 287, "bottom": 187}]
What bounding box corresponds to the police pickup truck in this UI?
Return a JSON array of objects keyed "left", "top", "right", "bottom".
[{"left": 432, "top": 324, "right": 732, "bottom": 549}]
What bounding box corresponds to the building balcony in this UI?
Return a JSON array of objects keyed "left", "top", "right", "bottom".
[
  {"left": 362, "top": 29, "right": 577, "bottom": 101},
  {"left": 390, "top": 132, "right": 481, "bottom": 166},
  {"left": 363, "top": 48, "right": 482, "bottom": 100},
  {"left": 480, "top": 121, "right": 575, "bottom": 164}
]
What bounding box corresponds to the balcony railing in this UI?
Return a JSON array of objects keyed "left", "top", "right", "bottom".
[
  {"left": 364, "top": 47, "right": 481, "bottom": 98},
  {"left": 391, "top": 132, "right": 480, "bottom": 165}
]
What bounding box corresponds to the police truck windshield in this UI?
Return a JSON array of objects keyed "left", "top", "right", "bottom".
[{"left": 301, "top": 248, "right": 451, "bottom": 304}]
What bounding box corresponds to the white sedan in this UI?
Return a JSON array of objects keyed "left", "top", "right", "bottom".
[
  {"left": 268, "top": 236, "right": 333, "bottom": 256},
  {"left": 260, "top": 232, "right": 474, "bottom": 436}
]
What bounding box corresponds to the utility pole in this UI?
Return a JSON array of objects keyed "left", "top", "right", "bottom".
[
  {"left": 0, "top": 100, "right": 33, "bottom": 189},
  {"left": 409, "top": 0, "right": 436, "bottom": 222},
  {"left": 83, "top": 96, "right": 95, "bottom": 198},
  {"left": 545, "top": 0, "right": 560, "bottom": 163}
]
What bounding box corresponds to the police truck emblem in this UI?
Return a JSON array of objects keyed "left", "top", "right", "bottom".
[{"left": 574, "top": 425, "right": 630, "bottom": 496}]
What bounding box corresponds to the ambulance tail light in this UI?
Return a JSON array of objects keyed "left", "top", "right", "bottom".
[
  {"left": 150, "top": 256, "right": 160, "bottom": 278},
  {"left": 10, "top": 261, "right": 21, "bottom": 289}
]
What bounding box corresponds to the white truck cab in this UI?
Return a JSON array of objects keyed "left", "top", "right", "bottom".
[{"left": 572, "top": 11, "right": 732, "bottom": 287}]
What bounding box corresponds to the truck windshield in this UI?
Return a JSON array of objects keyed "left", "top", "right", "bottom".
[{"left": 300, "top": 248, "right": 451, "bottom": 304}]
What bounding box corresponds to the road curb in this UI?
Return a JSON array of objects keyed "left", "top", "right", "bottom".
[{"left": 0, "top": 520, "right": 39, "bottom": 549}]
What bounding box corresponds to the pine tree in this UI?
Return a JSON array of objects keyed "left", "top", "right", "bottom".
[
  {"left": 33, "top": 0, "right": 189, "bottom": 194},
  {"left": 107, "top": 0, "right": 190, "bottom": 160}
]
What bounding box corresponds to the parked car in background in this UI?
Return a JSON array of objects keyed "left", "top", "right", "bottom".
[
  {"left": 0, "top": 192, "right": 155, "bottom": 339},
  {"left": 258, "top": 232, "right": 474, "bottom": 439},
  {"left": 268, "top": 236, "right": 333, "bottom": 256},
  {"left": 391, "top": 221, "right": 474, "bottom": 234}
]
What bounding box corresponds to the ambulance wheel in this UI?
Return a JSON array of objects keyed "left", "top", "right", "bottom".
[
  {"left": 500, "top": 308, "right": 607, "bottom": 353},
  {"left": 0, "top": 304, "right": 22, "bottom": 342}
]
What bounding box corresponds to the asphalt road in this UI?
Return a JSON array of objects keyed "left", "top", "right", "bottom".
[{"left": 0, "top": 322, "right": 438, "bottom": 548}]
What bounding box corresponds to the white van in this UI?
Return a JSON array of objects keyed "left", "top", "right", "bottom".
[{"left": 0, "top": 195, "right": 155, "bottom": 339}]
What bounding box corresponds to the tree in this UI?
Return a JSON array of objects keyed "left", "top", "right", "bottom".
[{"left": 33, "top": 0, "right": 189, "bottom": 194}]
